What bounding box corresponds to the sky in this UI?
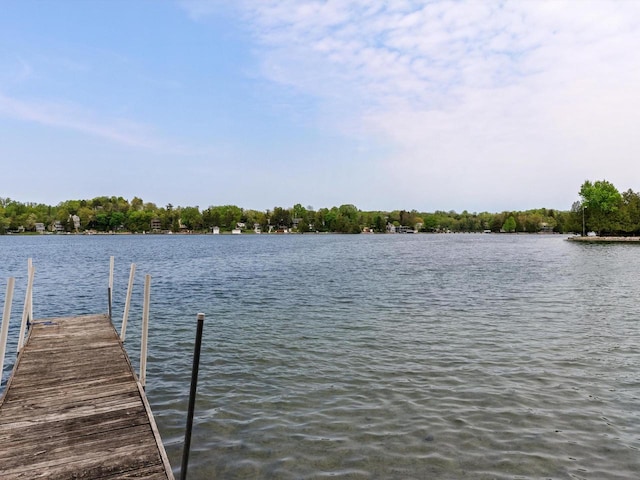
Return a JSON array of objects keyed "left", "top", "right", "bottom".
[{"left": 1, "top": 0, "right": 640, "bottom": 213}]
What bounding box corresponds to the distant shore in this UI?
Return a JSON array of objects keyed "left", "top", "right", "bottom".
[{"left": 567, "top": 236, "right": 640, "bottom": 243}]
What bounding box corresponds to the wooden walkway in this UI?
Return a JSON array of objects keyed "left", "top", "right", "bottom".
[{"left": 0, "top": 314, "right": 174, "bottom": 479}]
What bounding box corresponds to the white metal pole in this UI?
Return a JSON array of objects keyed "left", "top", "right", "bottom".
[
  {"left": 109, "top": 256, "right": 115, "bottom": 291},
  {"left": 108, "top": 256, "right": 115, "bottom": 319},
  {"left": 27, "top": 258, "right": 33, "bottom": 322},
  {"left": 18, "top": 266, "right": 35, "bottom": 352},
  {"left": 139, "top": 274, "right": 151, "bottom": 387},
  {"left": 1, "top": 278, "right": 16, "bottom": 384},
  {"left": 120, "top": 263, "right": 136, "bottom": 342}
]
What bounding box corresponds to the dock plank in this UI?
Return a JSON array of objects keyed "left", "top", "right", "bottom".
[{"left": 0, "top": 314, "right": 174, "bottom": 479}]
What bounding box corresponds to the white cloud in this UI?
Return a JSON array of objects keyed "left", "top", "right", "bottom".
[{"left": 218, "top": 0, "right": 640, "bottom": 208}]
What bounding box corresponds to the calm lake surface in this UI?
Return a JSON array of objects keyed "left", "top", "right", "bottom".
[{"left": 1, "top": 234, "right": 639, "bottom": 479}]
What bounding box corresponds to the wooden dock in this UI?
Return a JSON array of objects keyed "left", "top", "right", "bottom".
[{"left": 0, "top": 314, "right": 174, "bottom": 479}]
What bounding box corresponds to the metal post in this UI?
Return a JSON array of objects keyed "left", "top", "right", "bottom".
[
  {"left": 139, "top": 274, "right": 151, "bottom": 388},
  {"left": 27, "top": 258, "right": 33, "bottom": 323},
  {"left": 181, "top": 313, "right": 205, "bottom": 480},
  {"left": 120, "top": 263, "right": 136, "bottom": 342},
  {"left": 108, "top": 256, "right": 115, "bottom": 320},
  {"left": 1, "top": 278, "right": 15, "bottom": 385},
  {"left": 17, "top": 266, "right": 35, "bottom": 352},
  {"left": 108, "top": 287, "right": 112, "bottom": 320}
]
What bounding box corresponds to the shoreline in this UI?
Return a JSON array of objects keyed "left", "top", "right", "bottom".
[{"left": 567, "top": 236, "right": 640, "bottom": 243}]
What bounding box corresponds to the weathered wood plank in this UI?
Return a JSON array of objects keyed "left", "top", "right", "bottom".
[
  {"left": 9, "top": 362, "right": 133, "bottom": 386},
  {"left": 0, "top": 441, "right": 162, "bottom": 479},
  {"left": 0, "top": 314, "right": 174, "bottom": 480},
  {"left": 0, "top": 388, "right": 143, "bottom": 421},
  {"left": 0, "top": 423, "right": 158, "bottom": 467},
  {"left": 5, "top": 371, "right": 135, "bottom": 399},
  {"left": 0, "top": 404, "right": 148, "bottom": 444},
  {"left": 4, "top": 375, "right": 139, "bottom": 405}
]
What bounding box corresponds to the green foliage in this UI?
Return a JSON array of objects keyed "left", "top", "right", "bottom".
[
  {"left": 297, "top": 220, "right": 310, "bottom": 233},
  {"left": 202, "top": 205, "right": 241, "bottom": 231},
  {"left": 373, "top": 215, "right": 386, "bottom": 233},
  {"left": 579, "top": 180, "right": 622, "bottom": 213},
  {"left": 126, "top": 210, "right": 153, "bottom": 233},
  {"left": 3, "top": 183, "right": 640, "bottom": 236},
  {"left": 271, "top": 206, "right": 291, "bottom": 228},
  {"left": 579, "top": 179, "right": 624, "bottom": 235},
  {"left": 502, "top": 215, "right": 517, "bottom": 233},
  {"left": 180, "top": 207, "right": 203, "bottom": 230}
]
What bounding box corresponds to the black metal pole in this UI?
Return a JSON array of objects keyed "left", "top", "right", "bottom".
[{"left": 181, "top": 313, "right": 205, "bottom": 480}]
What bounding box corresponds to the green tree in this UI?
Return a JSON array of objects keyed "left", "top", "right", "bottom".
[
  {"left": 95, "top": 213, "right": 110, "bottom": 231},
  {"left": 292, "top": 203, "right": 307, "bottom": 222},
  {"left": 126, "top": 210, "right": 153, "bottom": 233},
  {"left": 523, "top": 213, "right": 542, "bottom": 233},
  {"left": 373, "top": 214, "right": 386, "bottom": 233},
  {"left": 77, "top": 206, "right": 94, "bottom": 230},
  {"left": 297, "top": 220, "right": 310, "bottom": 233},
  {"left": 222, "top": 205, "right": 242, "bottom": 230},
  {"left": 0, "top": 215, "right": 9, "bottom": 234},
  {"left": 619, "top": 189, "right": 640, "bottom": 234},
  {"left": 24, "top": 213, "right": 37, "bottom": 231},
  {"left": 579, "top": 180, "right": 623, "bottom": 235},
  {"left": 0, "top": 204, "right": 10, "bottom": 233},
  {"left": 131, "top": 196, "right": 144, "bottom": 211},
  {"left": 110, "top": 212, "right": 125, "bottom": 231},
  {"left": 181, "top": 207, "right": 203, "bottom": 231},
  {"left": 502, "top": 215, "right": 517, "bottom": 233},
  {"left": 202, "top": 207, "right": 221, "bottom": 230},
  {"left": 272, "top": 206, "right": 291, "bottom": 228},
  {"left": 490, "top": 213, "right": 505, "bottom": 232}
]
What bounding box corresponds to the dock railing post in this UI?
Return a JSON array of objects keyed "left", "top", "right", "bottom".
[
  {"left": 180, "top": 312, "right": 205, "bottom": 480},
  {"left": 139, "top": 274, "right": 151, "bottom": 388},
  {"left": 17, "top": 265, "right": 35, "bottom": 352},
  {"left": 120, "top": 263, "right": 136, "bottom": 342},
  {"left": 1, "top": 278, "right": 15, "bottom": 385},
  {"left": 108, "top": 256, "right": 115, "bottom": 320},
  {"left": 27, "top": 258, "right": 33, "bottom": 323}
]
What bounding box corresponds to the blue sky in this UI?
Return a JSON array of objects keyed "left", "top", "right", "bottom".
[{"left": 2, "top": 1, "right": 640, "bottom": 212}]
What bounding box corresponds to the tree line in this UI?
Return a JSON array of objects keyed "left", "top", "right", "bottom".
[
  {"left": 0, "top": 181, "right": 638, "bottom": 235},
  {"left": 575, "top": 180, "right": 640, "bottom": 236}
]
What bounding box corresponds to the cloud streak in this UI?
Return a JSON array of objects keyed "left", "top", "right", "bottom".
[{"left": 0, "top": 92, "right": 216, "bottom": 156}]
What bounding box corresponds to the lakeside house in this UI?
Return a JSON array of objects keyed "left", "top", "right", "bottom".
[
  {"left": 387, "top": 223, "right": 416, "bottom": 233},
  {"left": 71, "top": 214, "right": 81, "bottom": 232},
  {"left": 150, "top": 218, "right": 162, "bottom": 233},
  {"left": 540, "top": 222, "right": 554, "bottom": 233}
]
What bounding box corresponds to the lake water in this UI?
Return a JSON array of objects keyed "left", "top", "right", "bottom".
[{"left": 1, "top": 234, "right": 639, "bottom": 479}]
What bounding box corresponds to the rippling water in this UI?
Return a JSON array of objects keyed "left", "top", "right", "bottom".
[{"left": 1, "top": 234, "right": 639, "bottom": 479}]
